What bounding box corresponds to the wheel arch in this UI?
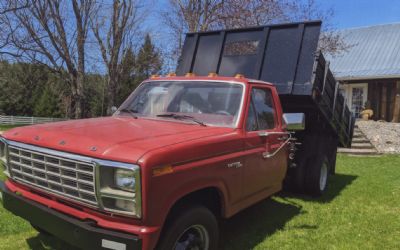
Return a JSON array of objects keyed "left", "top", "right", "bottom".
[{"left": 166, "top": 186, "right": 226, "bottom": 221}]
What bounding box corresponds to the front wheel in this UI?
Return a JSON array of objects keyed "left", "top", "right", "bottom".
[{"left": 157, "top": 206, "right": 219, "bottom": 250}]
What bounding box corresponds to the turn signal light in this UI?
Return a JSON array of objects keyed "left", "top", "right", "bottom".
[
  {"left": 208, "top": 73, "right": 218, "bottom": 77},
  {"left": 150, "top": 74, "right": 160, "bottom": 79},
  {"left": 166, "top": 72, "right": 176, "bottom": 77},
  {"left": 185, "top": 72, "right": 195, "bottom": 77},
  {"left": 235, "top": 74, "right": 245, "bottom": 79},
  {"left": 152, "top": 165, "right": 174, "bottom": 177}
]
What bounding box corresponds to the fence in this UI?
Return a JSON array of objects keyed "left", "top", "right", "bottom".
[{"left": 0, "top": 115, "right": 66, "bottom": 125}]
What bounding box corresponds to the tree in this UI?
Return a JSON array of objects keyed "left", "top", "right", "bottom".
[
  {"left": 165, "top": 0, "right": 223, "bottom": 33},
  {"left": 162, "top": 0, "right": 223, "bottom": 62},
  {"left": 163, "top": 0, "right": 348, "bottom": 58},
  {"left": 116, "top": 47, "right": 137, "bottom": 106},
  {"left": 91, "top": 0, "right": 143, "bottom": 114},
  {"left": 0, "top": 61, "right": 65, "bottom": 117},
  {"left": 1, "top": 0, "right": 94, "bottom": 118},
  {"left": 115, "top": 37, "right": 162, "bottom": 107},
  {"left": 0, "top": 60, "right": 108, "bottom": 118},
  {"left": 33, "top": 86, "right": 63, "bottom": 118},
  {"left": 0, "top": 1, "right": 29, "bottom": 57},
  {"left": 136, "top": 34, "right": 162, "bottom": 79},
  {"left": 217, "top": 0, "right": 291, "bottom": 28}
]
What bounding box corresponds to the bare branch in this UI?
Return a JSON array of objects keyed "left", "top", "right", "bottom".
[
  {"left": 162, "top": 0, "right": 348, "bottom": 58},
  {"left": 1, "top": 0, "right": 94, "bottom": 118},
  {"left": 91, "top": 0, "right": 144, "bottom": 112}
]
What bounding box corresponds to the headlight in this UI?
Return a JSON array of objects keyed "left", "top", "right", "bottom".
[
  {"left": 97, "top": 160, "right": 141, "bottom": 218},
  {"left": 114, "top": 168, "right": 135, "bottom": 192}
]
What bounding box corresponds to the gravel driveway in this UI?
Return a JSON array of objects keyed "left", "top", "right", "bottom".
[{"left": 357, "top": 120, "right": 400, "bottom": 154}]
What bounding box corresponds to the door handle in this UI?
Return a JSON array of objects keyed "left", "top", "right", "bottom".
[{"left": 262, "top": 152, "right": 273, "bottom": 159}]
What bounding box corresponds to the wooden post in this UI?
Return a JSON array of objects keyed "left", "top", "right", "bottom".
[
  {"left": 392, "top": 81, "right": 400, "bottom": 122},
  {"left": 381, "top": 84, "right": 387, "bottom": 120}
]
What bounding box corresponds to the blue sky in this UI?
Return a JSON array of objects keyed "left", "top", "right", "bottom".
[
  {"left": 320, "top": 0, "right": 400, "bottom": 29},
  {"left": 150, "top": 0, "right": 400, "bottom": 30},
  {"left": 147, "top": 0, "right": 400, "bottom": 70}
]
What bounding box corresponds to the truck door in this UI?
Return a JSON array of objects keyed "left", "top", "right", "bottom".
[{"left": 242, "top": 85, "right": 288, "bottom": 198}]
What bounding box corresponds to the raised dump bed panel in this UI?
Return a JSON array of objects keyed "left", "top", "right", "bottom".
[{"left": 176, "top": 21, "right": 354, "bottom": 147}]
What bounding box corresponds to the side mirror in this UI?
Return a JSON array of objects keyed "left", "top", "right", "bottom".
[
  {"left": 111, "top": 106, "right": 118, "bottom": 114},
  {"left": 283, "top": 113, "right": 305, "bottom": 131}
]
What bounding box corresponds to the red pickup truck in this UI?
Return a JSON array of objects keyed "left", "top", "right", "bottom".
[{"left": 0, "top": 21, "right": 354, "bottom": 250}]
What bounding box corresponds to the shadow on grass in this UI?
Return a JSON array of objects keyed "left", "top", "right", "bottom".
[
  {"left": 281, "top": 173, "right": 358, "bottom": 203},
  {"left": 219, "top": 173, "right": 357, "bottom": 249},
  {"left": 219, "top": 197, "right": 303, "bottom": 250},
  {"left": 25, "top": 173, "right": 357, "bottom": 250}
]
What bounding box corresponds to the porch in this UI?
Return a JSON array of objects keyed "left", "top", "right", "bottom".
[{"left": 340, "top": 80, "right": 400, "bottom": 122}]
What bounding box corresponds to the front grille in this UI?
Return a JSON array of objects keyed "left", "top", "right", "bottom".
[{"left": 8, "top": 145, "right": 98, "bottom": 206}]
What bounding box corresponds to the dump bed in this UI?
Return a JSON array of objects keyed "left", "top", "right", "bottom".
[{"left": 176, "top": 21, "right": 354, "bottom": 147}]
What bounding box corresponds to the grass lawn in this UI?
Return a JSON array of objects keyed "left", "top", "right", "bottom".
[
  {"left": 1, "top": 154, "right": 400, "bottom": 249},
  {"left": 0, "top": 125, "right": 23, "bottom": 131}
]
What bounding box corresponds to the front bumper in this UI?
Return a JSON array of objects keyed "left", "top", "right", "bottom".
[{"left": 0, "top": 181, "right": 142, "bottom": 250}]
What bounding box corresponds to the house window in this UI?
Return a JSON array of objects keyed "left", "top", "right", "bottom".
[{"left": 350, "top": 84, "right": 368, "bottom": 117}]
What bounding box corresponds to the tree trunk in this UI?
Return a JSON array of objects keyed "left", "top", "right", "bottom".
[
  {"left": 106, "top": 75, "right": 118, "bottom": 115},
  {"left": 69, "top": 73, "right": 83, "bottom": 119},
  {"left": 392, "top": 81, "right": 400, "bottom": 123},
  {"left": 75, "top": 73, "right": 84, "bottom": 119},
  {"left": 76, "top": 48, "right": 85, "bottom": 119}
]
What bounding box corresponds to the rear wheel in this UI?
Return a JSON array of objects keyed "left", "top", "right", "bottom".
[
  {"left": 305, "top": 155, "right": 330, "bottom": 195},
  {"left": 157, "top": 206, "right": 219, "bottom": 250}
]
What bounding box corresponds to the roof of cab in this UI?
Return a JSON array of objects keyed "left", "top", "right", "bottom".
[{"left": 144, "top": 75, "right": 274, "bottom": 86}]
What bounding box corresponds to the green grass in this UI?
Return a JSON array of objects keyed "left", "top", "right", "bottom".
[
  {"left": 1, "top": 155, "right": 400, "bottom": 249},
  {"left": 0, "top": 125, "right": 23, "bottom": 131}
]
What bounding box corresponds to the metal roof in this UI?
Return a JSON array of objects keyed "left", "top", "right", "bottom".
[{"left": 328, "top": 23, "right": 400, "bottom": 81}]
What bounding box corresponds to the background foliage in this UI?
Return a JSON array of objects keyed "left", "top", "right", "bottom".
[
  {"left": 0, "top": 0, "right": 342, "bottom": 118},
  {"left": 0, "top": 35, "right": 161, "bottom": 118}
]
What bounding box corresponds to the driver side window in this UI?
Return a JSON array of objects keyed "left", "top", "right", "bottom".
[{"left": 246, "top": 87, "right": 276, "bottom": 131}]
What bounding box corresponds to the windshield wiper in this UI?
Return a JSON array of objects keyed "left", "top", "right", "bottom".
[
  {"left": 156, "top": 113, "right": 207, "bottom": 126},
  {"left": 119, "top": 108, "right": 138, "bottom": 119}
]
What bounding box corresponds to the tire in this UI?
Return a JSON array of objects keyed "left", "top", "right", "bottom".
[
  {"left": 329, "top": 147, "right": 338, "bottom": 175},
  {"left": 157, "top": 206, "right": 219, "bottom": 250},
  {"left": 284, "top": 157, "right": 307, "bottom": 193},
  {"left": 305, "top": 155, "right": 330, "bottom": 196}
]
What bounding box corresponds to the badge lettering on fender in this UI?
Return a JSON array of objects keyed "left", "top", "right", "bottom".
[{"left": 227, "top": 162, "right": 243, "bottom": 168}]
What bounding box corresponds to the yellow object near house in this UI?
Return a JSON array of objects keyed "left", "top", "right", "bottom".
[{"left": 360, "top": 109, "right": 374, "bottom": 120}]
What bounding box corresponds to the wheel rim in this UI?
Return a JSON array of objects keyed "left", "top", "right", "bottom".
[
  {"left": 174, "top": 224, "right": 210, "bottom": 250},
  {"left": 319, "top": 161, "right": 328, "bottom": 191}
]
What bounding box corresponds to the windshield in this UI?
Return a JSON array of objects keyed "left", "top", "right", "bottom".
[{"left": 118, "top": 81, "right": 244, "bottom": 127}]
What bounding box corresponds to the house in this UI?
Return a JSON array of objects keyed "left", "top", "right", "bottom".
[{"left": 329, "top": 23, "right": 400, "bottom": 122}]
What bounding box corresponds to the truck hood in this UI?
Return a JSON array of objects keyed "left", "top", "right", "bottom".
[{"left": 2, "top": 116, "right": 235, "bottom": 163}]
